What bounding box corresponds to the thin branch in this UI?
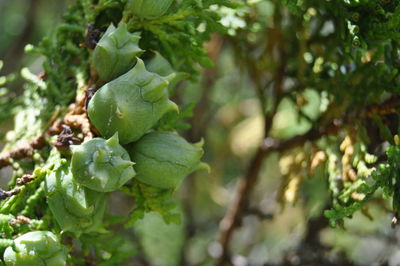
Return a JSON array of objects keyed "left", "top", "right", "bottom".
[
  {"left": 217, "top": 4, "right": 289, "bottom": 263},
  {"left": 245, "top": 208, "right": 273, "bottom": 220},
  {"left": 0, "top": 135, "right": 46, "bottom": 168},
  {"left": 16, "top": 174, "right": 34, "bottom": 186},
  {"left": 9, "top": 215, "right": 32, "bottom": 226},
  {"left": 64, "top": 114, "right": 93, "bottom": 141},
  {"left": 217, "top": 120, "right": 339, "bottom": 265},
  {"left": 216, "top": 93, "right": 400, "bottom": 264},
  {"left": 0, "top": 187, "right": 21, "bottom": 200},
  {"left": 0, "top": 85, "right": 96, "bottom": 170}
]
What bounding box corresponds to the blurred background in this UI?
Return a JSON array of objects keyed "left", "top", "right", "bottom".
[{"left": 1, "top": 0, "right": 400, "bottom": 265}]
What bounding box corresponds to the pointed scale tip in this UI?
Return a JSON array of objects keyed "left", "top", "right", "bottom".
[
  {"left": 104, "top": 23, "right": 116, "bottom": 35},
  {"left": 131, "top": 32, "right": 142, "bottom": 42},
  {"left": 119, "top": 22, "right": 127, "bottom": 30},
  {"left": 112, "top": 23, "right": 128, "bottom": 36},
  {"left": 135, "top": 57, "right": 146, "bottom": 69},
  {"left": 195, "top": 162, "right": 210, "bottom": 173},
  {"left": 194, "top": 138, "right": 205, "bottom": 148},
  {"left": 162, "top": 80, "right": 169, "bottom": 88},
  {"left": 168, "top": 100, "right": 179, "bottom": 113},
  {"left": 106, "top": 132, "right": 119, "bottom": 146},
  {"left": 164, "top": 73, "right": 176, "bottom": 84},
  {"left": 135, "top": 49, "right": 145, "bottom": 56},
  {"left": 131, "top": 31, "right": 141, "bottom": 38},
  {"left": 119, "top": 160, "right": 135, "bottom": 169}
]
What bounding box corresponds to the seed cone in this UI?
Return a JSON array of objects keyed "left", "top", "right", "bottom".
[
  {"left": 3, "top": 231, "right": 67, "bottom": 266},
  {"left": 92, "top": 23, "right": 143, "bottom": 83},
  {"left": 128, "top": 131, "right": 208, "bottom": 189},
  {"left": 45, "top": 160, "right": 108, "bottom": 235},
  {"left": 88, "top": 59, "right": 178, "bottom": 144},
  {"left": 71, "top": 133, "right": 136, "bottom": 192}
]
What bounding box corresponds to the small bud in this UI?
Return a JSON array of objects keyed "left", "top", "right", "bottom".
[
  {"left": 71, "top": 133, "right": 136, "bottom": 192},
  {"left": 88, "top": 59, "right": 179, "bottom": 144},
  {"left": 92, "top": 23, "right": 143, "bottom": 83},
  {"left": 128, "top": 131, "right": 208, "bottom": 189},
  {"left": 3, "top": 231, "right": 67, "bottom": 266},
  {"left": 126, "top": 0, "right": 174, "bottom": 19}
]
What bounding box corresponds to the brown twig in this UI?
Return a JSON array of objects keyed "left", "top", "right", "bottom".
[
  {"left": 0, "top": 135, "right": 46, "bottom": 169},
  {"left": 16, "top": 174, "right": 35, "bottom": 186},
  {"left": 216, "top": 93, "right": 400, "bottom": 264},
  {"left": 63, "top": 85, "right": 96, "bottom": 141},
  {"left": 0, "top": 107, "right": 68, "bottom": 170},
  {"left": 64, "top": 114, "right": 93, "bottom": 141},
  {"left": 53, "top": 125, "right": 81, "bottom": 152},
  {"left": 217, "top": 121, "right": 339, "bottom": 264},
  {"left": 216, "top": 4, "right": 290, "bottom": 263},
  {"left": 245, "top": 208, "right": 274, "bottom": 220},
  {"left": 0, "top": 85, "right": 96, "bottom": 170},
  {"left": 0, "top": 187, "right": 21, "bottom": 201},
  {"left": 9, "top": 215, "right": 32, "bottom": 226}
]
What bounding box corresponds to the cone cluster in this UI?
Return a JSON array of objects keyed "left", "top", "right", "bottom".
[
  {"left": 44, "top": 22, "right": 208, "bottom": 236},
  {"left": 87, "top": 23, "right": 208, "bottom": 189}
]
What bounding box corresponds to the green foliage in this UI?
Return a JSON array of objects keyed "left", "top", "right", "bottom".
[
  {"left": 25, "top": 2, "right": 88, "bottom": 106},
  {"left": 122, "top": 181, "right": 181, "bottom": 227},
  {"left": 0, "top": 215, "right": 15, "bottom": 239},
  {"left": 248, "top": 0, "right": 400, "bottom": 233},
  {"left": 124, "top": 0, "right": 235, "bottom": 74},
  {"left": 275, "top": 0, "right": 400, "bottom": 109},
  {"left": 78, "top": 233, "right": 137, "bottom": 265},
  {"left": 157, "top": 103, "right": 196, "bottom": 131},
  {"left": 325, "top": 143, "right": 400, "bottom": 227}
]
